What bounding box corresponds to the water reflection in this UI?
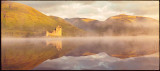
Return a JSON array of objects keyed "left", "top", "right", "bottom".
[
  {"left": 33, "top": 52, "right": 159, "bottom": 70},
  {"left": 46, "top": 40, "right": 62, "bottom": 51},
  {"left": 64, "top": 37, "right": 159, "bottom": 58},
  {"left": 1, "top": 36, "right": 159, "bottom": 70},
  {"left": 1, "top": 39, "right": 69, "bottom": 70}
]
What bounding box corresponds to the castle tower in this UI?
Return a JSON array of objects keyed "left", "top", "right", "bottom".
[
  {"left": 46, "top": 25, "right": 62, "bottom": 37},
  {"left": 56, "top": 25, "right": 62, "bottom": 36}
]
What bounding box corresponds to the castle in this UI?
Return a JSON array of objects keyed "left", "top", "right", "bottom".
[{"left": 46, "top": 25, "right": 62, "bottom": 37}]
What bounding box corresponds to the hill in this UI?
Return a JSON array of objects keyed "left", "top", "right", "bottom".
[
  {"left": 1, "top": 1, "right": 85, "bottom": 37},
  {"left": 66, "top": 14, "right": 159, "bottom": 36},
  {"left": 65, "top": 18, "right": 100, "bottom": 32},
  {"left": 101, "top": 14, "right": 159, "bottom": 35}
]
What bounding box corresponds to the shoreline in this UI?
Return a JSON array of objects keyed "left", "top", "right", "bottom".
[{"left": 1, "top": 36, "right": 159, "bottom": 41}]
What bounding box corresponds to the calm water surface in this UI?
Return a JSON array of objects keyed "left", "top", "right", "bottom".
[{"left": 1, "top": 36, "right": 159, "bottom": 70}]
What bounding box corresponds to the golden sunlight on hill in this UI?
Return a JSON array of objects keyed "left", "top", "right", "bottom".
[{"left": 82, "top": 18, "right": 96, "bottom": 22}]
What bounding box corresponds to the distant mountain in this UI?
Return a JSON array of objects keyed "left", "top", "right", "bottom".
[
  {"left": 65, "top": 18, "right": 100, "bottom": 32},
  {"left": 66, "top": 14, "right": 159, "bottom": 36},
  {"left": 101, "top": 14, "right": 159, "bottom": 35},
  {"left": 1, "top": 1, "right": 85, "bottom": 37}
]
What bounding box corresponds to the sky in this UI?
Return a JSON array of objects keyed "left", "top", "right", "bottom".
[{"left": 14, "top": 1, "right": 159, "bottom": 21}]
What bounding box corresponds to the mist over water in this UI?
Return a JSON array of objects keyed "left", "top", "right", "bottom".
[{"left": 1, "top": 36, "right": 159, "bottom": 70}]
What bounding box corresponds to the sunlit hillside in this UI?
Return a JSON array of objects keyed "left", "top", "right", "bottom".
[
  {"left": 1, "top": 1, "right": 85, "bottom": 37},
  {"left": 81, "top": 18, "right": 96, "bottom": 22}
]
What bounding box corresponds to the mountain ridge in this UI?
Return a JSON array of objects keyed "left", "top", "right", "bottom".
[{"left": 65, "top": 14, "right": 159, "bottom": 36}]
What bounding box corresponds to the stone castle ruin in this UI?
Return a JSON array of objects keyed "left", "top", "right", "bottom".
[{"left": 46, "top": 25, "right": 62, "bottom": 37}]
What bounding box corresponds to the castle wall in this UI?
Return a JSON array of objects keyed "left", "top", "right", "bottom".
[{"left": 46, "top": 26, "right": 62, "bottom": 37}]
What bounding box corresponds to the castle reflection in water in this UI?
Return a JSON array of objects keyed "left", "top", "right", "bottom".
[{"left": 46, "top": 40, "right": 62, "bottom": 51}]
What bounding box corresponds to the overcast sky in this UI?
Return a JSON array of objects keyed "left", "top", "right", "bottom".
[{"left": 14, "top": 1, "right": 159, "bottom": 21}]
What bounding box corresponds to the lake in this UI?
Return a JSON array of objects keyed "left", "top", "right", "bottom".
[{"left": 1, "top": 36, "right": 159, "bottom": 70}]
